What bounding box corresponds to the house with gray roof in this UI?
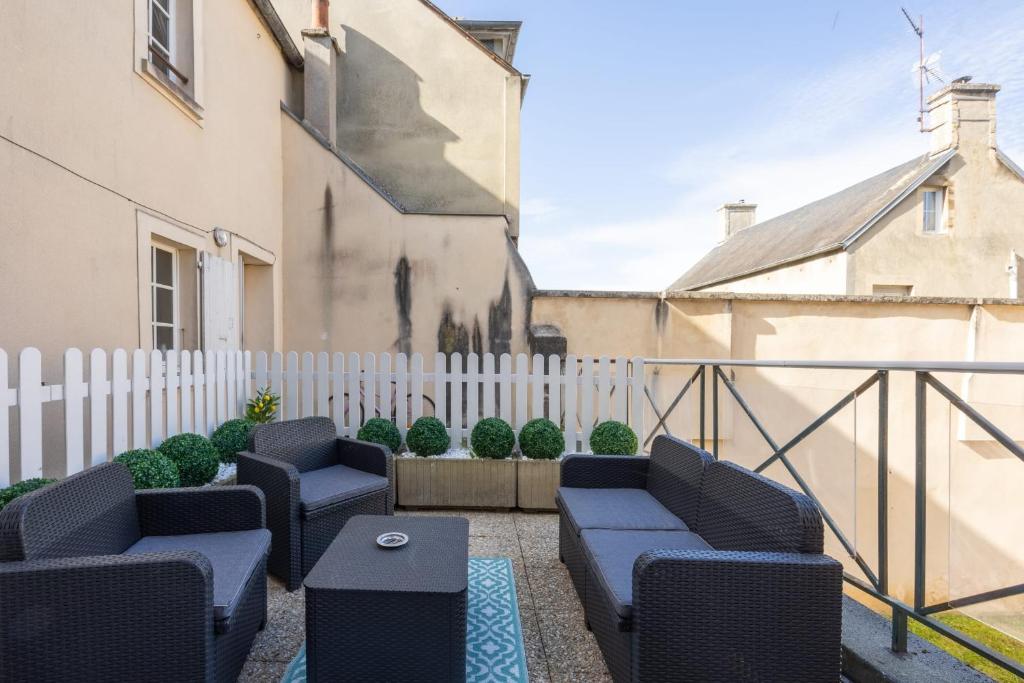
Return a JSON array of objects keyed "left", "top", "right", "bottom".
[{"left": 669, "top": 81, "right": 1024, "bottom": 298}]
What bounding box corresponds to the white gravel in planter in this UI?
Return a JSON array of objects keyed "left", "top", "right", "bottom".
[{"left": 207, "top": 462, "right": 237, "bottom": 485}]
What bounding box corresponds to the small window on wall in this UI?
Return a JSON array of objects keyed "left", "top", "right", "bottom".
[
  {"left": 136, "top": 0, "right": 201, "bottom": 117},
  {"left": 152, "top": 245, "right": 178, "bottom": 353},
  {"left": 922, "top": 189, "right": 946, "bottom": 234}
]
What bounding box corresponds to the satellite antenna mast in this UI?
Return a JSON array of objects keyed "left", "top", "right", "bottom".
[{"left": 901, "top": 7, "right": 926, "bottom": 132}]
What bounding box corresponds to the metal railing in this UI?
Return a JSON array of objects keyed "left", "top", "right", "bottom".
[{"left": 641, "top": 358, "right": 1024, "bottom": 678}]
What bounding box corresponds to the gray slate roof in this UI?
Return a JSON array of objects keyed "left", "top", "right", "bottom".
[{"left": 669, "top": 150, "right": 956, "bottom": 291}]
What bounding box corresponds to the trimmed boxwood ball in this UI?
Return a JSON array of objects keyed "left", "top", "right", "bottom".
[
  {"left": 114, "top": 449, "right": 180, "bottom": 489},
  {"left": 590, "top": 420, "right": 638, "bottom": 455},
  {"left": 0, "top": 478, "right": 56, "bottom": 510},
  {"left": 210, "top": 418, "right": 255, "bottom": 463},
  {"left": 158, "top": 433, "right": 220, "bottom": 486},
  {"left": 406, "top": 416, "right": 450, "bottom": 457},
  {"left": 357, "top": 417, "right": 402, "bottom": 453},
  {"left": 519, "top": 418, "right": 565, "bottom": 460},
  {"left": 470, "top": 417, "right": 515, "bottom": 459}
]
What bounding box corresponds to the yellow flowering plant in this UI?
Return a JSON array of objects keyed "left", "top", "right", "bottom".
[{"left": 246, "top": 387, "right": 280, "bottom": 424}]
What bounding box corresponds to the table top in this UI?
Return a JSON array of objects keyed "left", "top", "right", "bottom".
[{"left": 304, "top": 515, "right": 469, "bottom": 594}]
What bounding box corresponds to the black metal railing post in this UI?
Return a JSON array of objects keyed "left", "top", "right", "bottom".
[
  {"left": 699, "top": 365, "right": 706, "bottom": 449},
  {"left": 712, "top": 365, "right": 719, "bottom": 459},
  {"left": 914, "top": 372, "right": 928, "bottom": 615},
  {"left": 877, "top": 370, "right": 889, "bottom": 596}
]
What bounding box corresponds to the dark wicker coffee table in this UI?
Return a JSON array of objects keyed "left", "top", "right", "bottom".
[{"left": 304, "top": 515, "right": 469, "bottom": 682}]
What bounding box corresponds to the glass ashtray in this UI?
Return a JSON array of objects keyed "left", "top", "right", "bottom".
[{"left": 376, "top": 532, "right": 409, "bottom": 548}]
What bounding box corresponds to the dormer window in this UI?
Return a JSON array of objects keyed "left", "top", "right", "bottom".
[{"left": 922, "top": 188, "right": 946, "bottom": 234}]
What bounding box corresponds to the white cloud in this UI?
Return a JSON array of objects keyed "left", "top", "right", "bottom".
[
  {"left": 521, "top": 2, "right": 1024, "bottom": 292},
  {"left": 520, "top": 197, "right": 560, "bottom": 219}
]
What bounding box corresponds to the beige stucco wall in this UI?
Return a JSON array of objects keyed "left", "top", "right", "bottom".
[
  {"left": 849, "top": 150, "right": 1024, "bottom": 297},
  {"left": 533, "top": 291, "right": 1024, "bottom": 633},
  {"left": 0, "top": 0, "right": 289, "bottom": 366},
  {"left": 326, "top": 0, "right": 523, "bottom": 238},
  {"left": 701, "top": 252, "right": 848, "bottom": 295},
  {"left": 280, "top": 113, "right": 533, "bottom": 359}
]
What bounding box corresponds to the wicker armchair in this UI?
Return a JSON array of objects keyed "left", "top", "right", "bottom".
[
  {"left": 237, "top": 416, "right": 394, "bottom": 591},
  {"left": 557, "top": 435, "right": 843, "bottom": 682},
  {"left": 0, "top": 462, "right": 269, "bottom": 682}
]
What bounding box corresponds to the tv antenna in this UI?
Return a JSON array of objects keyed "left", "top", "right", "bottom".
[{"left": 902, "top": 7, "right": 944, "bottom": 132}]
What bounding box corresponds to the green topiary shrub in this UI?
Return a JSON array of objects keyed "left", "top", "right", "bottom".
[
  {"left": 0, "top": 478, "right": 56, "bottom": 510},
  {"left": 158, "top": 433, "right": 220, "bottom": 486},
  {"left": 210, "top": 419, "right": 255, "bottom": 463},
  {"left": 589, "top": 420, "right": 638, "bottom": 455},
  {"left": 114, "top": 449, "right": 180, "bottom": 489},
  {"left": 406, "top": 416, "right": 450, "bottom": 457},
  {"left": 519, "top": 418, "right": 565, "bottom": 460},
  {"left": 470, "top": 417, "right": 516, "bottom": 459},
  {"left": 357, "top": 417, "right": 402, "bottom": 453}
]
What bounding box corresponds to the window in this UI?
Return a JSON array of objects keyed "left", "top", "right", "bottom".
[
  {"left": 149, "top": 0, "right": 173, "bottom": 75},
  {"left": 151, "top": 245, "right": 178, "bottom": 353},
  {"left": 136, "top": 0, "right": 202, "bottom": 118},
  {"left": 922, "top": 189, "right": 945, "bottom": 233}
]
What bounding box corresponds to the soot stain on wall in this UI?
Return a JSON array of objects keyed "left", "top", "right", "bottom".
[
  {"left": 437, "top": 304, "right": 470, "bottom": 357},
  {"left": 487, "top": 275, "right": 513, "bottom": 356},
  {"left": 321, "top": 184, "right": 335, "bottom": 346},
  {"left": 394, "top": 255, "right": 412, "bottom": 354}
]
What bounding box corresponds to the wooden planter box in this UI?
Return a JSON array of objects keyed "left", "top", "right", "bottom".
[
  {"left": 395, "top": 458, "right": 517, "bottom": 509},
  {"left": 517, "top": 459, "right": 561, "bottom": 511}
]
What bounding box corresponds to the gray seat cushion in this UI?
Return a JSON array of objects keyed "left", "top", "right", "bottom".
[
  {"left": 124, "top": 528, "right": 271, "bottom": 622},
  {"left": 580, "top": 528, "right": 712, "bottom": 619},
  {"left": 298, "top": 464, "right": 389, "bottom": 514},
  {"left": 556, "top": 487, "right": 688, "bottom": 534}
]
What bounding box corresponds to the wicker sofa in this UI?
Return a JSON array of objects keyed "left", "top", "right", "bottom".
[
  {"left": 237, "top": 416, "right": 394, "bottom": 591},
  {"left": 558, "top": 435, "right": 843, "bottom": 682},
  {"left": 0, "top": 462, "right": 269, "bottom": 682}
]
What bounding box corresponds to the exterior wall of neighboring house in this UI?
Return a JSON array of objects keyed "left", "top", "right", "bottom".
[
  {"left": 326, "top": 0, "right": 523, "bottom": 239},
  {"left": 532, "top": 290, "right": 1024, "bottom": 635},
  {"left": 848, "top": 154, "right": 1024, "bottom": 298},
  {"left": 700, "top": 253, "right": 848, "bottom": 295},
  {"left": 280, "top": 112, "right": 534, "bottom": 357},
  {"left": 0, "top": 0, "right": 289, "bottom": 368}
]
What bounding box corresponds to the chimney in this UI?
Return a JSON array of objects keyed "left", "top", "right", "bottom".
[
  {"left": 927, "top": 81, "right": 999, "bottom": 156},
  {"left": 718, "top": 201, "right": 757, "bottom": 240},
  {"left": 301, "top": 0, "right": 339, "bottom": 145}
]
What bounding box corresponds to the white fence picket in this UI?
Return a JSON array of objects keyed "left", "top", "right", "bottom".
[
  {"left": 166, "top": 351, "right": 179, "bottom": 438},
  {"left": 254, "top": 351, "right": 268, "bottom": 394},
  {"left": 270, "top": 352, "right": 283, "bottom": 415},
  {"left": 89, "top": 349, "right": 108, "bottom": 467},
  {"left": 18, "top": 348, "right": 42, "bottom": 480},
  {"left": 347, "top": 352, "right": 361, "bottom": 429},
  {"left": 499, "top": 353, "right": 512, "bottom": 424},
  {"left": 149, "top": 350, "right": 164, "bottom": 447},
  {"left": 531, "top": 353, "right": 544, "bottom": 420},
  {"left": 631, "top": 357, "right": 645, "bottom": 453},
  {"left": 193, "top": 351, "right": 205, "bottom": 436},
  {"left": 564, "top": 354, "right": 578, "bottom": 451},
  {"left": 379, "top": 353, "right": 392, "bottom": 424},
  {"left": 226, "top": 350, "right": 237, "bottom": 420},
  {"left": 580, "top": 356, "right": 594, "bottom": 451},
  {"left": 216, "top": 350, "right": 227, "bottom": 425},
  {"left": 482, "top": 353, "right": 496, "bottom": 419},
  {"left": 547, "top": 354, "right": 560, "bottom": 425},
  {"left": 285, "top": 352, "right": 299, "bottom": 421},
  {"left": 332, "top": 353, "right": 346, "bottom": 435},
  {"left": 597, "top": 356, "right": 611, "bottom": 423},
  {"left": 363, "top": 353, "right": 376, "bottom": 421},
  {"left": 111, "top": 350, "right": 129, "bottom": 454},
  {"left": 301, "top": 352, "right": 314, "bottom": 418},
  {"left": 63, "top": 349, "right": 86, "bottom": 475},
  {"left": 205, "top": 351, "right": 218, "bottom": 435},
  {"left": 180, "top": 351, "right": 193, "bottom": 434},
  {"left": 131, "top": 350, "right": 147, "bottom": 449},
  {"left": 466, "top": 353, "right": 479, "bottom": 433},
  {"left": 614, "top": 355, "right": 628, "bottom": 422},
  {"left": 514, "top": 353, "right": 528, "bottom": 429},
  {"left": 316, "top": 352, "right": 330, "bottom": 418},
  {"left": 450, "top": 352, "right": 463, "bottom": 444},
  {"left": 429, "top": 353, "right": 442, "bottom": 426},
  {"left": 395, "top": 353, "right": 408, "bottom": 436},
  {"left": 0, "top": 350, "right": 9, "bottom": 486}
]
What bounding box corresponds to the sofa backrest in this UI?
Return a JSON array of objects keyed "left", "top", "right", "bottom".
[
  {"left": 646, "top": 435, "right": 714, "bottom": 529},
  {"left": 249, "top": 416, "right": 338, "bottom": 473},
  {"left": 696, "top": 461, "right": 823, "bottom": 554},
  {"left": 0, "top": 463, "right": 141, "bottom": 561}
]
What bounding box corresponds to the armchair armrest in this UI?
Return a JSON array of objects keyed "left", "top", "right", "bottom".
[
  {"left": 336, "top": 438, "right": 394, "bottom": 513},
  {"left": 633, "top": 549, "right": 842, "bottom": 682},
  {"left": 0, "top": 552, "right": 215, "bottom": 680},
  {"left": 237, "top": 451, "right": 302, "bottom": 589},
  {"left": 560, "top": 454, "right": 649, "bottom": 488},
  {"left": 137, "top": 485, "right": 266, "bottom": 536}
]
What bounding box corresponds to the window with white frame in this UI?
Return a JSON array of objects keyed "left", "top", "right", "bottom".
[
  {"left": 922, "top": 189, "right": 946, "bottom": 234},
  {"left": 151, "top": 245, "right": 178, "bottom": 353},
  {"left": 148, "top": 0, "right": 175, "bottom": 77},
  {"left": 136, "top": 0, "right": 201, "bottom": 115}
]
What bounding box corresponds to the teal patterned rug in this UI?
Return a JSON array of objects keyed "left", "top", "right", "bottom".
[{"left": 281, "top": 557, "right": 528, "bottom": 682}]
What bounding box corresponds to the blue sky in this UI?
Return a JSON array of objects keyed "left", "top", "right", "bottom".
[{"left": 438, "top": 0, "right": 1024, "bottom": 291}]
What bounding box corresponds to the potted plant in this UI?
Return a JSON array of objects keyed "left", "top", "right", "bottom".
[
  {"left": 395, "top": 417, "right": 517, "bottom": 509},
  {"left": 516, "top": 418, "right": 565, "bottom": 510}
]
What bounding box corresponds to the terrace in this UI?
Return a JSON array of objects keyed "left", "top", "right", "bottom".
[{"left": 1, "top": 347, "right": 1022, "bottom": 682}]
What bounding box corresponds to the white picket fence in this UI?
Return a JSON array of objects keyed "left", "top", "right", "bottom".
[{"left": 0, "top": 348, "right": 645, "bottom": 486}]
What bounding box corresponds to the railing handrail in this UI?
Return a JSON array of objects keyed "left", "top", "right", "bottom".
[{"left": 642, "top": 358, "right": 1024, "bottom": 373}]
